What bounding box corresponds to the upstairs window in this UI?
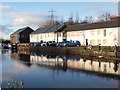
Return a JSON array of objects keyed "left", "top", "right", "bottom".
[
  {"left": 97, "top": 30, "right": 101, "bottom": 35},
  {"left": 103, "top": 29, "right": 106, "bottom": 36},
  {"left": 91, "top": 31, "right": 94, "bottom": 35},
  {"left": 71, "top": 32, "right": 75, "bottom": 36},
  {"left": 58, "top": 33, "right": 61, "bottom": 37}
]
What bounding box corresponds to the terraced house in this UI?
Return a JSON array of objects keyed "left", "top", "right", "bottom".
[
  {"left": 30, "top": 24, "right": 67, "bottom": 42},
  {"left": 30, "top": 18, "right": 120, "bottom": 46},
  {"left": 64, "top": 19, "right": 120, "bottom": 46}
]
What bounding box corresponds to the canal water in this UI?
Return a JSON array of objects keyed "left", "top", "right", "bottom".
[{"left": 1, "top": 49, "right": 120, "bottom": 88}]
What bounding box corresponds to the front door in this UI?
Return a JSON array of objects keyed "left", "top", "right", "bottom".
[{"left": 86, "top": 39, "right": 88, "bottom": 46}]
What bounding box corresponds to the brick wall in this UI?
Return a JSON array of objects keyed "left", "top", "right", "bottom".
[{"left": 10, "top": 35, "right": 19, "bottom": 43}]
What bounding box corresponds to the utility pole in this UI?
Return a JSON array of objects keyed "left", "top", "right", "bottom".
[
  {"left": 70, "top": 11, "right": 73, "bottom": 22},
  {"left": 48, "top": 8, "right": 56, "bottom": 25},
  {"left": 75, "top": 11, "right": 79, "bottom": 24},
  {"left": 61, "top": 16, "right": 64, "bottom": 24}
]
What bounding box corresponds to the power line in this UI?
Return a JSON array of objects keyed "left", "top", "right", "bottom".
[{"left": 48, "top": 8, "right": 57, "bottom": 25}]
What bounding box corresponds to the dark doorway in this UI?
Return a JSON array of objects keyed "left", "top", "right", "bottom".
[{"left": 86, "top": 39, "right": 88, "bottom": 46}]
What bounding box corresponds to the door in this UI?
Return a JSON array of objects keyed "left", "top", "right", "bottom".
[{"left": 86, "top": 39, "right": 88, "bottom": 46}]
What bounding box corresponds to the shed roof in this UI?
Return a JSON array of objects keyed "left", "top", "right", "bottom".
[
  {"left": 11, "top": 27, "right": 32, "bottom": 35},
  {"left": 64, "top": 19, "right": 120, "bottom": 31}
]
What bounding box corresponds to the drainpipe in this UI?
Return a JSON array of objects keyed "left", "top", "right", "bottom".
[
  {"left": 83, "top": 31, "right": 85, "bottom": 46},
  {"left": 57, "top": 32, "right": 58, "bottom": 43},
  {"left": 56, "top": 24, "right": 58, "bottom": 43}
]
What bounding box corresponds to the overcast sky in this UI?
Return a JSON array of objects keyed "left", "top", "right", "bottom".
[{"left": 0, "top": 1, "right": 119, "bottom": 39}]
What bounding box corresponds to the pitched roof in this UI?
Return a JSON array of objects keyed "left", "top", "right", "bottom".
[
  {"left": 31, "top": 24, "right": 66, "bottom": 34},
  {"left": 11, "top": 27, "right": 32, "bottom": 35},
  {"left": 45, "top": 24, "right": 66, "bottom": 33},
  {"left": 31, "top": 26, "right": 52, "bottom": 34},
  {"left": 64, "top": 19, "right": 120, "bottom": 31}
]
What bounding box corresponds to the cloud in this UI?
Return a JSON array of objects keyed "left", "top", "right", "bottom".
[
  {"left": 0, "top": 25, "right": 14, "bottom": 39},
  {"left": 2, "top": 12, "right": 48, "bottom": 27},
  {"left": 0, "top": 5, "right": 11, "bottom": 10}
]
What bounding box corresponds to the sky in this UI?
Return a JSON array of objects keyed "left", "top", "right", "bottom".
[{"left": 0, "top": 1, "right": 119, "bottom": 39}]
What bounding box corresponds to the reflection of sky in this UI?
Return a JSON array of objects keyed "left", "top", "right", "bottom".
[{"left": 2, "top": 50, "right": 120, "bottom": 88}]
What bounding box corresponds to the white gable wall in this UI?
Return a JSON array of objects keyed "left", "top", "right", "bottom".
[
  {"left": 85, "top": 27, "right": 119, "bottom": 46},
  {"left": 118, "top": 27, "right": 120, "bottom": 46}
]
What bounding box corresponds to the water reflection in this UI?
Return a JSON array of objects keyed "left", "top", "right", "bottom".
[
  {"left": 10, "top": 50, "right": 120, "bottom": 76},
  {"left": 2, "top": 49, "right": 120, "bottom": 88}
]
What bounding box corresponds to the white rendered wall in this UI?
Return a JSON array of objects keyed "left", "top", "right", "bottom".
[
  {"left": 66, "top": 27, "right": 119, "bottom": 46},
  {"left": 118, "top": 27, "right": 120, "bottom": 46}
]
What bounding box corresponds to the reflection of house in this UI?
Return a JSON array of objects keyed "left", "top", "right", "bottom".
[
  {"left": 19, "top": 54, "right": 30, "bottom": 62},
  {"left": 10, "top": 27, "right": 34, "bottom": 43},
  {"left": 64, "top": 19, "right": 120, "bottom": 46},
  {"left": 30, "top": 24, "right": 66, "bottom": 42},
  {"left": 11, "top": 53, "right": 19, "bottom": 60},
  {"left": 30, "top": 54, "right": 120, "bottom": 75}
]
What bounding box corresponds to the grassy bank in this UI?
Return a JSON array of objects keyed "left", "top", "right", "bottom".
[{"left": 17, "top": 46, "right": 120, "bottom": 58}]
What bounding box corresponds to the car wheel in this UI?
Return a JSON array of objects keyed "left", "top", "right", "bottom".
[
  {"left": 76, "top": 44, "right": 80, "bottom": 47},
  {"left": 65, "top": 45, "right": 69, "bottom": 47},
  {"left": 57, "top": 45, "right": 60, "bottom": 47}
]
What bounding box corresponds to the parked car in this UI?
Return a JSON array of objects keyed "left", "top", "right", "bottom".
[
  {"left": 17, "top": 43, "right": 26, "bottom": 46},
  {"left": 59, "top": 41, "right": 81, "bottom": 47},
  {"left": 56, "top": 42, "right": 64, "bottom": 47},
  {"left": 34, "top": 42, "right": 42, "bottom": 46},
  {"left": 49, "top": 41, "right": 57, "bottom": 47},
  {"left": 41, "top": 42, "right": 47, "bottom": 46},
  {"left": 49, "top": 43, "right": 57, "bottom": 47},
  {"left": 27, "top": 43, "right": 34, "bottom": 46}
]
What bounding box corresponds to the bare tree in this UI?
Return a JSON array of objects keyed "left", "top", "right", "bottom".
[
  {"left": 98, "top": 13, "right": 114, "bottom": 21},
  {"left": 80, "top": 16, "right": 94, "bottom": 24}
]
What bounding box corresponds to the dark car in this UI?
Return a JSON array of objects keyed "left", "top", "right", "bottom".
[{"left": 34, "top": 42, "right": 42, "bottom": 46}]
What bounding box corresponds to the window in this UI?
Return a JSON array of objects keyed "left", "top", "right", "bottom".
[
  {"left": 44, "top": 34, "right": 46, "bottom": 37},
  {"left": 103, "top": 39, "right": 107, "bottom": 44},
  {"left": 91, "top": 31, "right": 94, "bottom": 35},
  {"left": 47, "top": 33, "right": 49, "bottom": 37},
  {"left": 46, "top": 33, "right": 48, "bottom": 37},
  {"left": 67, "top": 32, "right": 71, "bottom": 37},
  {"left": 76, "top": 31, "right": 83, "bottom": 36},
  {"left": 76, "top": 32, "right": 80, "bottom": 36},
  {"left": 51, "top": 33, "right": 53, "bottom": 37},
  {"left": 55, "top": 33, "right": 57, "bottom": 37},
  {"left": 103, "top": 29, "right": 106, "bottom": 36},
  {"left": 90, "top": 39, "right": 96, "bottom": 44},
  {"left": 58, "top": 33, "right": 61, "bottom": 37},
  {"left": 97, "top": 30, "right": 101, "bottom": 35},
  {"left": 71, "top": 32, "right": 75, "bottom": 36},
  {"left": 97, "top": 39, "right": 101, "bottom": 44}
]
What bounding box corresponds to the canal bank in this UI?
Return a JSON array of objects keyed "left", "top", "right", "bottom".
[{"left": 17, "top": 46, "right": 120, "bottom": 60}]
